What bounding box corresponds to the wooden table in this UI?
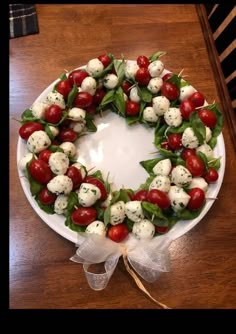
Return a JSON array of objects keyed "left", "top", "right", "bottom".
[{"left": 10, "top": 4, "right": 236, "bottom": 309}]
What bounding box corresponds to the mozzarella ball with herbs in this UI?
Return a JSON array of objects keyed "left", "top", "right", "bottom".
[
  {"left": 188, "top": 177, "right": 208, "bottom": 193},
  {"left": 125, "top": 62, "right": 139, "bottom": 80},
  {"left": 31, "top": 102, "right": 48, "bottom": 120},
  {"left": 148, "top": 60, "right": 164, "bottom": 77},
  {"left": 182, "top": 127, "right": 199, "bottom": 148},
  {"left": 68, "top": 107, "right": 86, "bottom": 122},
  {"left": 49, "top": 152, "right": 69, "bottom": 175},
  {"left": 132, "top": 219, "right": 155, "bottom": 240},
  {"left": 130, "top": 86, "right": 141, "bottom": 103},
  {"left": 110, "top": 201, "right": 126, "bottom": 225},
  {"left": 103, "top": 74, "right": 119, "bottom": 89},
  {"left": 179, "top": 85, "right": 197, "bottom": 102},
  {"left": 125, "top": 201, "right": 144, "bottom": 223},
  {"left": 164, "top": 108, "right": 182, "bottom": 127},
  {"left": 196, "top": 143, "right": 214, "bottom": 159},
  {"left": 171, "top": 165, "right": 192, "bottom": 187},
  {"left": 143, "top": 106, "right": 158, "bottom": 123},
  {"left": 48, "top": 125, "right": 59, "bottom": 138},
  {"left": 77, "top": 183, "right": 101, "bottom": 207},
  {"left": 86, "top": 58, "right": 104, "bottom": 77},
  {"left": 54, "top": 195, "right": 68, "bottom": 214},
  {"left": 47, "top": 175, "right": 73, "bottom": 195},
  {"left": 152, "top": 96, "right": 170, "bottom": 116},
  {"left": 149, "top": 175, "right": 171, "bottom": 193},
  {"left": 168, "top": 186, "right": 191, "bottom": 212},
  {"left": 59, "top": 142, "right": 77, "bottom": 158},
  {"left": 81, "top": 77, "right": 97, "bottom": 96},
  {"left": 152, "top": 158, "right": 172, "bottom": 176},
  {"left": 46, "top": 91, "right": 65, "bottom": 109},
  {"left": 18, "top": 152, "right": 34, "bottom": 171},
  {"left": 147, "top": 77, "right": 163, "bottom": 94},
  {"left": 85, "top": 220, "right": 106, "bottom": 236},
  {"left": 27, "top": 130, "right": 51, "bottom": 154}
]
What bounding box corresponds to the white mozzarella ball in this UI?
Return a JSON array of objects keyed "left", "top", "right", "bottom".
[
  {"left": 18, "top": 152, "right": 34, "bottom": 171},
  {"left": 130, "top": 86, "right": 141, "bottom": 103},
  {"left": 110, "top": 201, "right": 126, "bottom": 225},
  {"left": 125, "top": 201, "right": 144, "bottom": 223},
  {"left": 103, "top": 74, "right": 119, "bottom": 89},
  {"left": 205, "top": 126, "right": 212, "bottom": 143},
  {"left": 59, "top": 142, "right": 77, "bottom": 157},
  {"left": 27, "top": 130, "right": 51, "bottom": 154},
  {"left": 81, "top": 77, "right": 97, "bottom": 96},
  {"left": 196, "top": 143, "right": 214, "bottom": 159},
  {"left": 48, "top": 126, "right": 59, "bottom": 138},
  {"left": 152, "top": 158, "right": 172, "bottom": 176},
  {"left": 70, "top": 121, "right": 86, "bottom": 134},
  {"left": 132, "top": 219, "right": 155, "bottom": 240},
  {"left": 168, "top": 186, "right": 191, "bottom": 212},
  {"left": 77, "top": 183, "right": 101, "bottom": 207},
  {"left": 46, "top": 91, "right": 65, "bottom": 109},
  {"left": 54, "top": 195, "right": 68, "bottom": 214},
  {"left": 164, "top": 108, "right": 182, "bottom": 127},
  {"left": 49, "top": 152, "right": 69, "bottom": 175},
  {"left": 85, "top": 220, "right": 106, "bottom": 236},
  {"left": 188, "top": 177, "right": 208, "bottom": 193},
  {"left": 179, "top": 85, "right": 197, "bottom": 101},
  {"left": 152, "top": 96, "right": 170, "bottom": 116},
  {"left": 147, "top": 77, "right": 163, "bottom": 94},
  {"left": 125, "top": 62, "right": 139, "bottom": 80},
  {"left": 148, "top": 60, "right": 164, "bottom": 77},
  {"left": 143, "top": 107, "right": 158, "bottom": 123},
  {"left": 182, "top": 127, "right": 199, "bottom": 148},
  {"left": 31, "top": 102, "right": 48, "bottom": 120},
  {"left": 149, "top": 175, "right": 171, "bottom": 193},
  {"left": 68, "top": 108, "right": 86, "bottom": 121},
  {"left": 171, "top": 165, "right": 192, "bottom": 187},
  {"left": 47, "top": 175, "right": 73, "bottom": 195},
  {"left": 86, "top": 58, "right": 104, "bottom": 77}
]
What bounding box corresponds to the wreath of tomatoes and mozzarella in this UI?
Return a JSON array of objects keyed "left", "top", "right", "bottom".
[{"left": 18, "top": 51, "right": 223, "bottom": 243}]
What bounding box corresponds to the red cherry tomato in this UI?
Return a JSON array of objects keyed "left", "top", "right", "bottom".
[
  {"left": 83, "top": 176, "right": 107, "bottom": 201},
  {"left": 187, "top": 187, "right": 205, "bottom": 210},
  {"left": 204, "top": 167, "right": 219, "bottom": 183},
  {"left": 181, "top": 148, "right": 196, "bottom": 160},
  {"left": 85, "top": 104, "right": 97, "bottom": 115},
  {"left": 66, "top": 166, "right": 83, "bottom": 190},
  {"left": 167, "top": 133, "right": 183, "bottom": 151},
  {"left": 161, "top": 82, "right": 179, "bottom": 100},
  {"left": 121, "top": 80, "right": 132, "bottom": 95},
  {"left": 58, "top": 129, "right": 77, "bottom": 142},
  {"left": 39, "top": 187, "right": 57, "bottom": 205},
  {"left": 19, "top": 122, "right": 44, "bottom": 140},
  {"left": 74, "top": 92, "right": 93, "bottom": 108},
  {"left": 162, "top": 73, "right": 173, "bottom": 81},
  {"left": 126, "top": 100, "right": 140, "bottom": 116},
  {"left": 186, "top": 155, "right": 205, "bottom": 177},
  {"left": 71, "top": 207, "right": 97, "bottom": 226},
  {"left": 198, "top": 109, "right": 217, "bottom": 128},
  {"left": 93, "top": 88, "right": 106, "bottom": 105},
  {"left": 189, "top": 92, "right": 205, "bottom": 108},
  {"left": 108, "top": 223, "right": 129, "bottom": 243},
  {"left": 38, "top": 149, "right": 52, "bottom": 163},
  {"left": 126, "top": 191, "right": 135, "bottom": 201},
  {"left": 45, "top": 104, "right": 63, "bottom": 124},
  {"left": 161, "top": 141, "right": 170, "bottom": 150},
  {"left": 135, "top": 67, "right": 151, "bottom": 86},
  {"left": 137, "top": 55, "right": 150, "bottom": 68},
  {"left": 180, "top": 99, "right": 195, "bottom": 120},
  {"left": 146, "top": 189, "right": 170, "bottom": 209},
  {"left": 133, "top": 190, "right": 148, "bottom": 201},
  {"left": 68, "top": 69, "right": 88, "bottom": 87},
  {"left": 28, "top": 159, "right": 53, "bottom": 184},
  {"left": 155, "top": 226, "right": 169, "bottom": 234},
  {"left": 98, "top": 54, "right": 111, "bottom": 67},
  {"left": 55, "top": 80, "right": 72, "bottom": 98}
]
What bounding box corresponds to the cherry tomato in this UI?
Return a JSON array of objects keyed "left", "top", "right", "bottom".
[
  {"left": 204, "top": 167, "right": 219, "bottom": 183},
  {"left": 83, "top": 176, "right": 107, "bottom": 200},
  {"left": 28, "top": 159, "right": 53, "bottom": 184},
  {"left": 45, "top": 104, "right": 63, "bottom": 124},
  {"left": 146, "top": 189, "right": 170, "bottom": 209},
  {"left": 187, "top": 187, "right": 205, "bottom": 210},
  {"left": 85, "top": 104, "right": 97, "bottom": 115},
  {"left": 38, "top": 149, "right": 52, "bottom": 163},
  {"left": 71, "top": 207, "right": 97, "bottom": 226},
  {"left": 133, "top": 190, "right": 148, "bottom": 201},
  {"left": 58, "top": 129, "right": 77, "bottom": 142},
  {"left": 66, "top": 166, "right": 83, "bottom": 190},
  {"left": 167, "top": 133, "right": 183, "bottom": 151},
  {"left": 180, "top": 99, "right": 195, "bottom": 120},
  {"left": 74, "top": 91, "right": 93, "bottom": 108},
  {"left": 189, "top": 92, "right": 205, "bottom": 108},
  {"left": 60, "top": 119, "right": 71, "bottom": 129},
  {"left": 121, "top": 80, "right": 132, "bottom": 95},
  {"left": 186, "top": 155, "right": 205, "bottom": 177},
  {"left": 39, "top": 187, "right": 57, "bottom": 205},
  {"left": 135, "top": 67, "right": 151, "bottom": 86},
  {"left": 68, "top": 69, "right": 88, "bottom": 87},
  {"left": 181, "top": 148, "right": 196, "bottom": 160},
  {"left": 155, "top": 226, "right": 169, "bottom": 234},
  {"left": 98, "top": 54, "right": 111, "bottom": 67},
  {"left": 198, "top": 109, "right": 217, "bottom": 128},
  {"left": 93, "top": 88, "right": 106, "bottom": 105},
  {"left": 108, "top": 223, "right": 129, "bottom": 243},
  {"left": 161, "top": 82, "right": 179, "bottom": 100},
  {"left": 137, "top": 55, "right": 150, "bottom": 68},
  {"left": 19, "top": 122, "right": 44, "bottom": 140},
  {"left": 161, "top": 141, "right": 169, "bottom": 150},
  {"left": 162, "top": 73, "right": 173, "bottom": 81},
  {"left": 126, "top": 100, "right": 140, "bottom": 116},
  {"left": 55, "top": 80, "right": 72, "bottom": 98},
  {"left": 126, "top": 191, "right": 135, "bottom": 201}
]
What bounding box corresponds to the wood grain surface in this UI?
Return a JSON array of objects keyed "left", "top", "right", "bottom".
[{"left": 10, "top": 4, "right": 236, "bottom": 309}]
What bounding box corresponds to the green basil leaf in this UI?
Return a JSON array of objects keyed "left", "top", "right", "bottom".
[
  {"left": 67, "top": 85, "right": 78, "bottom": 109},
  {"left": 96, "top": 206, "right": 105, "bottom": 221},
  {"left": 125, "top": 218, "right": 134, "bottom": 232},
  {"left": 168, "top": 121, "right": 190, "bottom": 134},
  {"left": 118, "top": 189, "right": 130, "bottom": 203},
  {"left": 154, "top": 123, "right": 168, "bottom": 146},
  {"left": 114, "top": 59, "right": 125, "bottom": 85},
  {"left": 141, "top": 201, "right": 168, "bottom": 222},
  {"left": 59, "top": 72, "right": 68, "bottom": 80},
  {"left": 93, "top": 54, "right": 114, "bottom": 79},
  {"left": 197, "top": 151, "right": 209, "bottom": 172},
  {"left": 137, "top": 86, "right": 153, "bottom": 102},
  {"left": 204, "top": 103, "right": 223, "bottom": 137},
  {"left": 166, "top": 73, "right": 181, "bottom": 89},
  {"left": 126, "top": 116, "right": 140, "bottom": 125},
  {"left": 44, "top": 123, "right": 55, "bottom": 141},
  {"left": 104, "top": 206, "right": 111, "bottom": 226},
  {"left": 138, "top": 175, "right": 155, "bottom": 191},
  {"left": 113, "top": 87, "right": 126, "bottom": 116},
  {"left": 66, "top": 192, "right": 79, "bottom": 215},
  {"left": 176, "top": 207, "right": 203, "bottom": 220},
  {"left": 99, "top": 89, "right": 116, "bottom": 109},
  {"left": 140, "top": 157, "right": 164, "bottom": 174},
  {"left": 21, "top": 109, "right": 38, "bottom": 122},
  {"left": 207, "top": 157, "right": 221, "bottom": 170},
  {"left": 157, "top": 147, "right": 178, "bottom": 159},
  {"left": 180, "top": 79, "right": 190, "bottom": 87},
  {"left": 90, "top": 170, "right": 104, "bottom": 181},
  {"left": 35, "top": 196, "right": 55, "bottom": 214},
  {"left": 48, "top": 145, "right": 64, "bottom": 153},
  {"left": 85, "top": 114, "right": 97, "bottom": 132},
  {"left": 149, "top": 51, "right": 166, "bottom": 62},
  {"left": 25, "top": 163, "right": 44, "bottom": 196},
  {"left": 208, "top": 136, "right": 217, "bottom": 149},
  {"left": 190, "top": 111, "right": 206, "bottom": 145}
]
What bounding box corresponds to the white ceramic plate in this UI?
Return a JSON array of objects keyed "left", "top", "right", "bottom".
[{"left": 17, "top": 67, "right": 225, "bottom": 243}]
